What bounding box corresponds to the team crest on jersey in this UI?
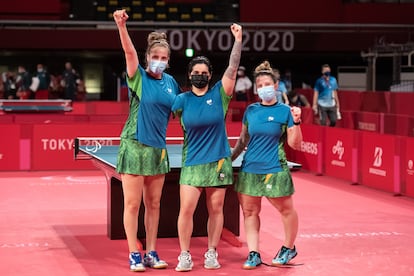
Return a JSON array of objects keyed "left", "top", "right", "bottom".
[
  {"left": 267, "top": 116, "right": 274, "bottom": 121},
  {"left": 206, "top": 99, "right": 213, "bottom": 105},
  {"left": 167, "top": 88, "right": 172, "bottom": 93}
]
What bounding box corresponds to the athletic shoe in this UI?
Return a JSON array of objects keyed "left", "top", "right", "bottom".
[
  {"left": 175, "top": 251, "right": 193, "bottom": 272},
  {"left": 204, "top": 248, "right": 221, "bottom": 269},
  {"left": 272, "top": 245, "right": 297, "bottom": 266},
  {"left": 129, "top": 252, "right": 146, "bottom": 272},
  {"left": 143, "top": 250, "right": 168, "bottom": 269},
  {"left": 242, "top": 251, "right": 262, "bottom": 269}
]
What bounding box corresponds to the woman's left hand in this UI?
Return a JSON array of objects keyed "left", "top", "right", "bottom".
[
  {"left": 230, "top": 23, "right": 242, "bottom": 42},
  {"left": 291, "top": 106, "right": 302, "bottom": 123}
]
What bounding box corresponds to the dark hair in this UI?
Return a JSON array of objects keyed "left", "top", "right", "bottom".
[
  {"left": 187, "top": 56, "right": 213, "bottom": 74},
  {"left": 254, "top": 60, "right": 277, "bottom": 83}
]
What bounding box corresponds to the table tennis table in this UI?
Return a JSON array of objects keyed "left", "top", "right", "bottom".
[
  {"left": 0, "top": 99, "right": 72, "bottom": 113},
  {"left": 74, "top": 137, "right": 301, "bottom": 244}
]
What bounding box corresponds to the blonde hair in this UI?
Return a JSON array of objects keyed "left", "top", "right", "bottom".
[
  {"left": 254, "top": 60, "right": 277, "bottom": 83},
  {"left": 146, "top": 32, "right": 170, "bottom": 57}
]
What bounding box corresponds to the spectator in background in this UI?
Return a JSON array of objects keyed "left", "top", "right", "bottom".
[
  {"left": 234, "top": 66, "right": 252, "bottom": 101},
  {"left": 2, "top": 71, "right": 17, "bottom": 99},
  {"left": 312, "top": 64, "right": 340, "bottom": 127},
  {"left": 62, "top": 61, "right": 80, "bottom": 101},
  {"left": 283, "top": 69, "right": 292, "bottom": 93},
  {"left": 288, "top": 89, "right": 310, "bottom": 108},
  {"left": 273, "top": 68, "right": 289, "bottom": 105},
  {"left": 16, "top": 65, "right": 32, "bottom": 99},
  {"left": 34, "top": 63, "right": 51, "bottom": 99}
]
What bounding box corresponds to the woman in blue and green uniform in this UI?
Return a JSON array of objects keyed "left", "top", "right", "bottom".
[
  {"left": 172, "top": 24, "right": 243, "bottom": 272},
  {"left": 113, "top": 9, "right": 181, "bottom": 272},
  {"left": 231, "top": 61, "right": 303, "bottom": 269}
]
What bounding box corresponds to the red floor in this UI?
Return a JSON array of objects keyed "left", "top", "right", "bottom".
[{"left": 0, "top": 170, "right": 413, "bottom": 276}]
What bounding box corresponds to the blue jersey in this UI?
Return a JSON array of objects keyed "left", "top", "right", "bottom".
[
  {"left": 241, "top": 102, "right": 294, "bottom": 174},
  {"left": 121, "top": 65, "right": 180, "bottom": 148},
  {"left": 172, "top": 81, "right": 232, "bottom": 166},
  {"left": 314, "top": 76, "right": 338, "bottom": 107}
]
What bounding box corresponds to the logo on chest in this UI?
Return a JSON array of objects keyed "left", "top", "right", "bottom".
[
  {"left": 206, "top": 99, "right": 213, "bottom": 105},
  {"left": 267, "top": 116, "right": 274, "bottom": 121}
]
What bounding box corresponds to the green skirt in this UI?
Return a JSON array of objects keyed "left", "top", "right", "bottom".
[
  {"left": 116, "top": 139, "right": 170, "bottom": 176},
  {"left": 235, "top": 167, "right": 294, "bottom": 197},
  {"left": 180, "top": 157, "right": 233, "bottom": 187}
]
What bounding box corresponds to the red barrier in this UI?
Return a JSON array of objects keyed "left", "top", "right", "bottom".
[
  {"left": 335, "top": 110, "right": 356, "bottom": 129},
  {"left": 289, "top": 124, "right": 323, "bottom": 174},
  {"left": 355, "top": 111, "right": 382, "bottom": 133},
  {"left": 383, "top": 114, "right": 411, "bottom": 136},
  {"left": 0, "top": 114, "right": 14, "bottom": 123},
  {"left": 92, "top": 101, "right": 129, "bottom": 115},
  {"left": 360, "top": 91, "right": 390, "bottom": 113},
  {"left": 389, "top": 92, "right": 414, "bottom": 116},
  {"left": 337, "top": 90, "right": 362, "bottom": 112},
  {"left": 31, "top": 123, "right": 123, "bottom": 170},
  {"left": 13, "top": 114, "right": 89, "bottom": 123},
  {"left": 323, "top": 127, "right": 358, "bottom": 183},
  {"left": 359, "top": 132, "right": 399, "bottom": 194},
  {"left": 0, "top": 125, "right": 20, "bottom": 170},
  {"left": 402, "top": 137, "right": 414, "bottom": 197}
]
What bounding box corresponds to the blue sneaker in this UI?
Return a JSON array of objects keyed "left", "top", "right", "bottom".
[
  {"left": 129, "top": 252, "right": 145, "bottom": 272},
  {"left": 272, "top": 245, "right": 297, "bottom": 266},
  {"left": 242, "top": 251, "right": 262, "bottom": 269},
  {"left": 143, "top": 250, "right": 168, "bottom": 269}
]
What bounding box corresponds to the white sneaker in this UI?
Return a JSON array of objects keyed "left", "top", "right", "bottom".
[
  {"left": 204, "top": 248, "right": 221, "bottom": 269},
  {"left": 175, "top": 251, "right": 193, "bottom": 272}
]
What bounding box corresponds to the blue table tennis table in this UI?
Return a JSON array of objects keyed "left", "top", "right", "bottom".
[
  {"left": 0, "top": 99, "right": 72, "bottom": 113},
  {"left": 74, "top": 139, "right": 301, "bottom": 243}
]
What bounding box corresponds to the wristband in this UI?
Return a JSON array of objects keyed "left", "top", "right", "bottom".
[{"left": 293, "top": 120, "right": 301, "bottom": 125}]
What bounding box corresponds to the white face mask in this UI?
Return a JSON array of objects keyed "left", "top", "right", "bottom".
[
  {"left": 149, "top": 60, "right": 167, "bottom": 74},
  {"left": 257, "top": 85, "right": 276, "bottom": 102}
]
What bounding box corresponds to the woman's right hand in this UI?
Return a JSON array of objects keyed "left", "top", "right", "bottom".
[{"left": 113, "top": 9, "right": 129, "bottom": 27}]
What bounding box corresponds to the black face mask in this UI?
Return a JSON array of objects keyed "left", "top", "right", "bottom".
[
  {"left": 190, "top": 74, "right": 209, "bottom": 89},
  {"left": 323, "top": 71, "right": 331, "bottom": 77}
]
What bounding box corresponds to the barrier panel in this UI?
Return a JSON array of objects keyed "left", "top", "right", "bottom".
[
  {"left": 323, "top": 127, "right": 358, "bottom": 183},
  {"left": 355, "top": 111, "right": 382, "bottom": 133},
  {"left": 337, "top": 90, "right": 362, "bottom": 112},
  {"left": 13, "top": 114, "right": 89, "bottom": 123},
  {"left": 288, "top": 124, "right": 322, "bottom": 174},
  {"left": 359, "top": 132, "right": 399, "bottom": 194},
  {"left": 0, "top": 125, "right": 20, "bottom": 170},
  {"left": 31, "top": 123, "right": 123, "bottom": 170},
  {"left": 401, "top": 137, "right": 414, "bottom": 197},
  {"left": 360, "top": 91, "right": 390, "bottom": 113},
  {"left": 335, "top": 110, "right": 356, "bottom": 129},
  {"left": 389, "top": 92, "right": 414, "bottom": 116},
  {"left": 383, "top": 114, "right": 411, "bottom": 136}
]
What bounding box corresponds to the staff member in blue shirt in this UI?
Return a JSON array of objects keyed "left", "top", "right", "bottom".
[
  {"left": 312, "top": 64, "right": 340, "bottom": 127},
  {"left": 232, "top": 60, "right": 302, "bottom": 269},
  {"left": 113, "top": 9, "right": 181, "bottom": 272},
  {"left": 172, "top": 23, "right": 242, "bottom": 272}
]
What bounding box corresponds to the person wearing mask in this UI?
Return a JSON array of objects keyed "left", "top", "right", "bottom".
[
  {"left": 312, "top": 64, "right": 340, "bottom": 127},
  {"left": 34, "top": 63, "right": 51, "bottom": 99},
  {"left": 113, "top": 9, "right": 181, "bottom": 272},
  {"left": 171, "top": 23, "right": 242, "bottom": 272},
  {"left": 234, "top": 66, "right": 252, "bottom": 101},
  {"left": 232, "top": 60, "right": 302, "bottom": 269}
]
